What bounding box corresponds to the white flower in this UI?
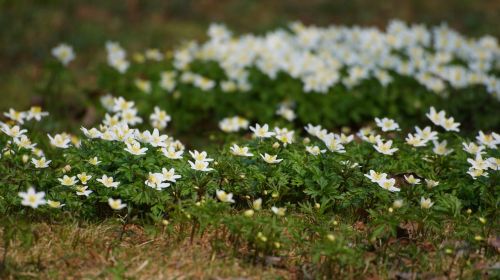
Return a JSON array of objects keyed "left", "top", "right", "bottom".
[
  {"left": 337, "top": 133, "right": 354, "bottom": 144},
  {"left": 305, "top": 124, "right": 323, "bottom": 138},
  {"left": 189, "top": 150, "right": 213, "bottom": 162},
  {"left": 361, "top": 133, "right": 382, "bottom": 144},
  {"left": 426, "top": 107, "right": 446, "bottom": 126},
  {"left": 141, "top": 129, "right": 168, "bottom": 147},
  {"left": 375, "top": 117, "right": 400, "bottom": 132},
  {"left": 32, "top": 157, "right": 51, "bottom": 168},
  {"left": 145, "top": 172, "right": 162, "bottom": 187},
  {"left": 188, "top": 160, "right": 213, "bottom": 172},
  {"left": 219, "top": 116, "right": 249, "bottom": 132},
  {"left": 124, "top": 141, "right": 148, "bottom": 156},
  {"left": 208, "top": 23, "right": 232, "bottom": 41},
  {"left": 373, "top": 140, "right": 398, "bottom": 155},
  {"left": 145, "top": 172, "right": 170, "bottom": 190},
  {"left": 404, "top": 175, "right": 421, "bottom": 185},
  {"left": 432, "top": 140, "right": 453, "bottom": 156},
  {"left": 145, "top": 48, "right": 164, "bottom": 61},
  {"left": 194, "top": 76, "right": 216, "bottom": 91},
  {"left": 77, "top": 173, "right": 92, "bottom": 185},
  {"left": 135, "top": 79, "right": 152, "bottom": 94},
  {"left": 441, "top": 117, "right": 460, "bottom": 132},
  {"left": 58, "top": 175, "right": 77, "bottom": 186},
  {"left": 47, "top": 200, "right": 65, "bottom": 209},
  {"left": 405, "top": 133, "right": 426, "bottom": 147},
  {"left": 462, "top": 142, "right": 485, "bottom": 155},
  {"left": 276, "top": 105, "right": 296, "bottom": 121},
  {"left": 340, "top": 160, "right": 359, "bottom": 168},
  {"left": 161, "top": 168, "right": 181, "bottom": 183},
  {"left": 467, "top": 167, "right": 488, "bottom": 179},
  {"left": 216, "top": 190, "right": 235, "bottom": 203},
  {"left": 414, "top": 126, "right": 438, "bottom": 142},
  {"left": 88, "top": 157, "right": 101, "bottom": 165},
  {"left": 425, "top": 179, "right": 439, "bottom": 188},
  {"left": 364, "top": 170, "right": 387, "bottom": 184},
  {"left": 108, "top": 198, "right": 126, "bottom": 210},
  {"left": 230, "top": 144, "right": 253, "bottom": 157},
  {"left": 393, "top": 199, "right": 404, "bottom": 208},
  {"left": 323, "top": 135, "right": 346, "bottom": 153},
  {"left": 103, "top": 113, "right": 121, "bottom": 127},
  {"left": 4, "top": 109, "right": 26, "bottom": 124},
  {"left": 112, "top": 96, "right": 135, "bottom": 112},
  {"left": 275, "top": 130, "right": 295, "bottom": 145},
  {"left": 488, "top": 157, "right": 499, "bottom": 171},
  {"left": 81, "top": 127, "right": 102, "bottom": 139},
  {"left": 467, "top": 153, "right": 492, "bottom": 171},
  {"left": 160, "top": 71, "right": 176, "bottom": 91},
  {"left": 260, "top": 153, "right": 283, "bottom": 164},
  {"left": 97, "top": 175, "right": 120, "bottom": 188},
  {"left": 476, "top": 131, "right": 499, "bottom": 149},
  {"left": 52, "top": 43, "right": 75, "bottom": 66},
  {"left": 13, "top": 135, "right": 36, "bottom": 150},
  {"left": 271, "top": 206, "right": 286, "bottom": 216},
  {"left": 109, "top": 56, "right": 130, "bottom": 73},
  {"left": 252, "top": 198, "right": 262, "bottom": 210},
  {"left": 1, "top": 124, "right": 27, "bottom": 138},
  {"left": 47, "top": 134, "right": 71, "bottom": 149},
  {"left": 305, "top": 145, "right": 326, "bottom": 156},
  {"left": 150, "top": 107, "right": 171, "bottom": 129},
  {"left": 76, "top": 185, "right": 93, "bottom": 197},
  {"left": 377, "top": 178, "right": 400, "bottom": 192},
  {"left": 420, "top": 197, "right": 434, "bottom": 209},
  {"left": 249, "top": 123, "right": 275, "bottom": 138},
  {"left": 120, "top": 109, "right": 143, "bottom": 126},
  {"left": 161, "top": 146, "right": 183, "bottom": 159},
  {"left": 19, "top": 187, "right": 46, "bottom": 208}
]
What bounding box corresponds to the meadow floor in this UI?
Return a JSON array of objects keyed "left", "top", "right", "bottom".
[
  {"left": 0, "top": 221, "right": 294, "bottom": 279},
  {"left": 1, "top": 220, "right": 498, "bottom": 279}
]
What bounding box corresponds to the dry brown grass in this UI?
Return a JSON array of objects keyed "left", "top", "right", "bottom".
[{"left": 0, "top": 221, "right": 294, "bottom": 279}]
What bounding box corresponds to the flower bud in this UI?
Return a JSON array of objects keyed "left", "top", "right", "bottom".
[
  {"left": 22, "top": 154, "right": 29, "bottom": 163},
  {"left": 327, "top": 234, "right": 336, "bottom": 241},
  {"left": 252, "top": 198, "right": 262, "bottom": 210},
  {"left": 63, "top": 164, "right": 71, "bottom": 173},
  {"left": 393, "top": 199, "right": 403, "bottom": 209},
  {"left": 133, "top": 52, "right": 145, "bottom": 63},
  {"left": 272, "top": 142, "right": 280, "bottom": 149},
  {"left": 243, "top": 209, "right": 254, "bottom": 217},
  {"left": 257, "top": 232, "right": 267, "bottom": 242}
]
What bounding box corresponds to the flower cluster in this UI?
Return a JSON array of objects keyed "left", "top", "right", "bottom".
[
  {"left": 219, "top": 116, "right": 249, "bottom": 133},
  {"left": 163, "top": 21, "right": 500, "bottom": 97}
]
